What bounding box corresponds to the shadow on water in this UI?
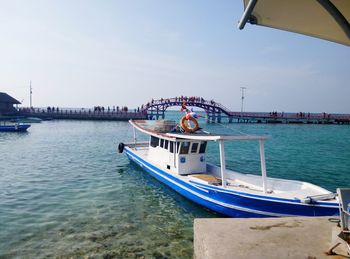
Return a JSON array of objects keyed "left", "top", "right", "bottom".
[
  {"left": 125, "top": 162, "right": 220, "bottom": 218},
  {"left": 1, "top": 161, "right": 204, "bottom": 259}
]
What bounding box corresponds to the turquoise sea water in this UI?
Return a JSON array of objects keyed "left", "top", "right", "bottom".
[{"left": 0, "top": 114, "right": 349, "bottom": 258}]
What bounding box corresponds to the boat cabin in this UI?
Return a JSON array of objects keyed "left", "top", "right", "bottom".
[
  {"left": 147, "top": 135, "right": 207, "bottom": 175},
  {"left": 129, "top": 119, "right": 273, "bottom": 192}
]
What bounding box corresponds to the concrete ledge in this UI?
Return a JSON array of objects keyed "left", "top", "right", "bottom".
[{"left": 194, "top": 217, "right": 348, "bottom": 259}]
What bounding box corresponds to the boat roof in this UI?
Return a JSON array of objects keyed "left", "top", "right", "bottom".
[
  {"left": 130, "top": 120, "right": 268, "bottom": 142},
  {"left": 166, "top": 132, "right": 267, "bottom": 141}
]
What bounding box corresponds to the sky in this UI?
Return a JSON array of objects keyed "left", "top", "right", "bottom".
[{"left": 0, "top": 0, "right": 349, "bottom": 113}]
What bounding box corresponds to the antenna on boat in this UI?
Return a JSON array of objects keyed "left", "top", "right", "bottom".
[
  {"left": 240, "top": 87, "right": 246, "bottom": 117},
  {"left": 29, "top": 81, "right": 33, "bottom": 108}
]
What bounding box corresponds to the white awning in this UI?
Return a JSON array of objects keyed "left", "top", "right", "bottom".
[
  {"left": 239, "top": 0, "right": 350, "bottom": 46},
  {"left": 129, "top": 119, "right": 268, "bottom": 142},
  {"left": 166, "top": 132, "right": 268, "bottom": 141}
]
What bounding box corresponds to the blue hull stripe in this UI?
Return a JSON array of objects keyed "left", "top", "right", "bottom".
[
  {"left": 124, "top": 147, "right": 339, "bottom": 217},
  {"left": 189, "top": 181, "right": 338, "bottom": 207}
]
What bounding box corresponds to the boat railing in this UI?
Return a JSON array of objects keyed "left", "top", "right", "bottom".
[{"left": 125, "top": 141, "right": 149, "bottom": 149}]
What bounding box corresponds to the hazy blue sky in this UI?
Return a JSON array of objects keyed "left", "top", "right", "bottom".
[{"left": 1, "top": 0, "right": 349, "bottom": 113}]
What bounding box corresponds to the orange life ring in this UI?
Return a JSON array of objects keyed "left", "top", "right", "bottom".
[{"left": 180, "top": 115, "right": 199, "bottom": 133}]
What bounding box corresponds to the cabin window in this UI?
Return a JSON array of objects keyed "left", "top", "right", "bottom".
[
  {"left": 160, "top": 139, "right": 164, "bottom": 148},
  {"left": 191, "top": 143, "right": 199, "bottom": 153},
  {"left": 170, "top": 142, "right": 174, "bottom": 153},
  {"left": 150, "top": 136, "right": 159, "bottom": 148},
  {"left": 180, "top": 142, "right": 190, "bottom": 154},
  {"left": 164, "top": 140, "right": 169, "bottom": 150},
  {"left": 199, "top": 141, "right": 207, "bottom": 153}
]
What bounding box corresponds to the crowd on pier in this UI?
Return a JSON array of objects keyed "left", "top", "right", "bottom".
[
  {"left": 141, "top": 96, "right": 217, "bottom": 111},
  {"left": 17, "top": 97, "right": 338, "bottom": 121},
  {"left": 268, "top": 111, "right": 332, "bottom": 119},
  {"left": 18, "top": 105, "right": 144, "bottom": 115},
  {"left": 18, "top": 96, "right": 216, "bottom": 115}
]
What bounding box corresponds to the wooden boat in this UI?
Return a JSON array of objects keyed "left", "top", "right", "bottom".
[{"left": 118, "top": 119, "right": 339, "bottom": 218}]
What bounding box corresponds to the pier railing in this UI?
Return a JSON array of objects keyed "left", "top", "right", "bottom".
[
  {"left": 15, "top": 98, "right": 350, "bottom": 124},
  {"left": 17, "top": 108, "right": 147, "bottom": 121},
  {"left": 140, "top": 97, "right": 350, "bottom": 124}
]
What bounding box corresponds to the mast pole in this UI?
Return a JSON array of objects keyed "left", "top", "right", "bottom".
[
  {"left": 219, "top": 140, "right": 227, "bottom": 188},
  {"left": 30, "top": 81, "right": 32, "bottom": 108},
  {"left": 240, "top": 86, "right": 246, "bottom": 117},
  {"left": 133, "top": 126, "right": 137, "bottom": 149},
  {"left": 259, "top": 139, "right": 268, "bottom": 193}
]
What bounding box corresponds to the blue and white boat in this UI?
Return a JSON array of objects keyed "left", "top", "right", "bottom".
[
  {"left": 119, "top": 119, "right": 339, "bottom": 218},
  {"left": 0, "top": 121, "right": 31, "bottom": 132}
]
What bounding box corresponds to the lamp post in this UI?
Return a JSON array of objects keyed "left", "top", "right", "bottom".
[
  {"left": 30, "top": 81, "right": 32, "bottom": 108},
  {"left": 240, "top": 87, "right": 246, "bottom": 117}
]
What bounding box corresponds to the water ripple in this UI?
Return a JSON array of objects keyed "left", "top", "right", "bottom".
[{"left": 0, "top": 119, "right": 349, "bottom": 257}]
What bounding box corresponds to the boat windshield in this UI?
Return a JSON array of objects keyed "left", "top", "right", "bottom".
[
  {"left": 191, "top": 143, "right": 199, "bottom": 153},
  {"left": 150, "top": 136, "right": 159, "bottom": 147},
  {"left": 199, "top": 141, "right": 207, "bottom": 153},
  {"left": 180, "top": 142, "right": 190, "bottom": 154}
]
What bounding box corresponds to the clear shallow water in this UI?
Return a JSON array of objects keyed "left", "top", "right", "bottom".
[{"left": 0, "top": 116, "right": 349, "bottom": 258}]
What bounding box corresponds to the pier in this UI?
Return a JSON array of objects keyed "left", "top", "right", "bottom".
[
  {"left": 12, "top": 97, "right": 350, "bottom": 124},
  {"left": 194, "top": 217, "right": 348, "bottom": 258},
  {"left": 141, "top": 97, "right": 350, "bottom": 124},
  {"left": 17, "top": 108, "right": 147, "bottom": 121}
]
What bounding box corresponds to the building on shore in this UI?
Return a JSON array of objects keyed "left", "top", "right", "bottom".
[{"left": 0, "top": 92, "right": 21, "bottom": 116}]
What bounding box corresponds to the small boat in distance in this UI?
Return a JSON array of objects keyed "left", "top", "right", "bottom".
[
  {"left": 11, "top": 117, "right": 42, "bottom": 123},
  {"left": 118, "top": 116, "right": 339, "bottom": 217},
  {"left": 0, "top": 120, "right": 31, "bottom": 132}
]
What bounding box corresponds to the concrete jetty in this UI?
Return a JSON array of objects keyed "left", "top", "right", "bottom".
[{"left": 194, "top": 217, "right": 348, "bottom": 259}]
